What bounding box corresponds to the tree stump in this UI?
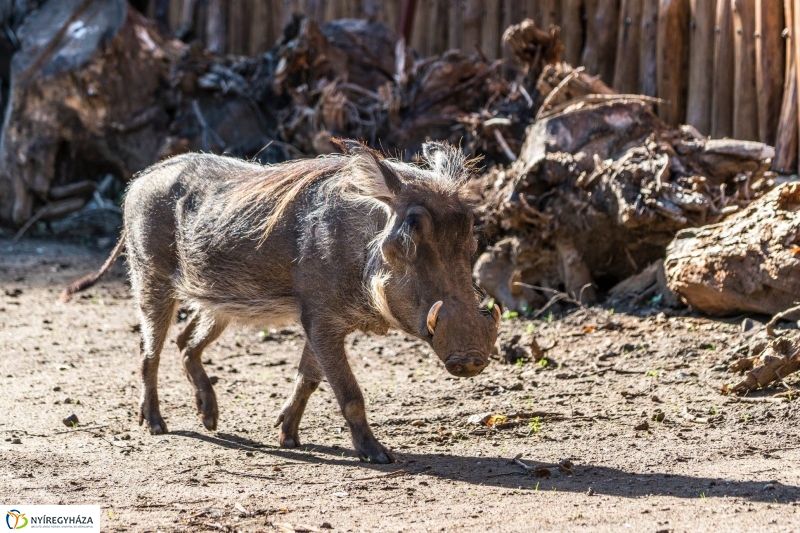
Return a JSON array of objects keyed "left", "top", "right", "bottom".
[{"left": 0, "top": 0, "right": 175, "bottom": 226}]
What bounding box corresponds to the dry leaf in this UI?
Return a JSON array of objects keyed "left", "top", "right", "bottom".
[{"left": 486, "top": 414, "right": 507, "bottom": 427}]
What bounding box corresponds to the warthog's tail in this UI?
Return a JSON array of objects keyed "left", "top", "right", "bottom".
[{"left": 59, "top": 232, "right": 126, "bottom": 302}]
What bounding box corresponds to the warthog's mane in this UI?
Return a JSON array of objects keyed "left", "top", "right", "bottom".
[
  {"left": 220, "top": 143, "right": 474, "bottom": 244},
  {"left": 217, "top": 143, "right": 474, "bottom": 329}
]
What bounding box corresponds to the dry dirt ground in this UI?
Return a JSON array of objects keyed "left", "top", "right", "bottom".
[{"left": 2, "top": 238, "right": 800, "bottom": 533}]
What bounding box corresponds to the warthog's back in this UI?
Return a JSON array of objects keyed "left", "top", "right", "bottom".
[{"left": 123, "top": 152, "right": 383, "bottom": 326}]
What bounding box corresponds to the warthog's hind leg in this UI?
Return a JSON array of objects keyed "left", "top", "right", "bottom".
[
  {"left": 135, "top": 287, "right": 176, "bottom": 435},
  {"left": 177, "top": 311, "right": 228, "bottom": 431},
  {"left": 275, "top": 342, "right": 322, "bottom": 447}
]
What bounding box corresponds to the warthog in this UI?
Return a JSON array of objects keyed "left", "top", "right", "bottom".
[{"left": 62, "top": 141, "right": 500, "bottom": 463}]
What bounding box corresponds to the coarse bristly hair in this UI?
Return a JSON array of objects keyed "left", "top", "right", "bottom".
[
  {"left": 220, "top": 141, "right": 474, "bottom": 244},
  {"left": 216, "top": 142, "right": 473, "bottom": 327}
]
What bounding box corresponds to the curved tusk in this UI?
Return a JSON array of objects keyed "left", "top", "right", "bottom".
[
  {"left": 491, "top": 304, "right": 501, "bottom": 326},
  {"left": 427, "top": 300, "right": 443, "bottom": 335}
]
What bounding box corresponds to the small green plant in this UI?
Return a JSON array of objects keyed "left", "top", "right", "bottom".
[
  {"left": 526, "top": 323, "right": 535, "bottom": 335},
  {"left": 527, "top": 417, "right": 542, "bottom": 436},
  {"left": 646, "top": 370, "right": 659, "bottom": 377},
  {"left": 710, "top": 405, "right": 719, "bottom": 416},
  {"left": 515, "top": 358, "right": 525, "bottom": 368},
  {"left": 502, "top": 310, "right": 519, "bottom": 320},
  {"left": 538, "top": 359, "right": 549, "bottom": 367},
  {"left": 609, "top": 308, "right": 615, "bottom": 315},
  {"left": 534, "top": 482, "right": 540, "bottom": 492},
  {"left": 743, "top": 413, "right": 751, "bottom": 423},
  {"left": 705, "top": 344, "right": 716, "bottom": 351},
  {"left": 545, "top": 311, "right": 554, "bottom": 323},
  {"left": 700, "top": 492, "right": 707, "bottom": 502},
  {"left": 788, "top": 393, "right": 794, "bottom": 402}
]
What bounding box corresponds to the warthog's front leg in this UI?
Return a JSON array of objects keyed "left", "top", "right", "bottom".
[
  {"left": 275, "top": 342, "right": 322, "bottom": 447},
  {"left": 305, "top": 328, "right": 394, "bottom": 464}
]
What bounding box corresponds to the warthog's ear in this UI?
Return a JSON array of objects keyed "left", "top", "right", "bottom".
[
  {"left": 375, "top": 159, "right": 404, "bottom": 198},
  {"left": 422, "top": 141, "right": 451, "bottom": 173},
  {"left": 422, "top": 141, "right": 471, "bottom": 189}
]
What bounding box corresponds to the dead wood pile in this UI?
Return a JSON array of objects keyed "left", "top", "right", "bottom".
[
  {"left": 472, "top": 66, "right": 778, "bottom": 313},
  {"left": 271, "top": 16, "right": 560, "bottom": 160},
  {"left": 0, "top": 0, "right": 179, "bottom": 226},
  {"left": 0, "top": 7, "right": 564, "bottom": 228},
  {"left": 664, "top": 182, "right": 800, "bottom": 316}
]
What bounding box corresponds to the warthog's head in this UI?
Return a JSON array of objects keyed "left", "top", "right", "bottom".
[{"left": 355, "top": 142, "right": 500, "bottom": 377}]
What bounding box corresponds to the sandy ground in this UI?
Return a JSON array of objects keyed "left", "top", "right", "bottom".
[{"left": 2, "top": 237, "right": 800, "bottom": 532}]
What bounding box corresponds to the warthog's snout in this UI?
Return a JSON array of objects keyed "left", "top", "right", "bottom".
[
  {"left": 428, "top": 299, "right": 499, "bottom": 378},
  {"left": 445, "top": 354, "right": 488, "bottom": 377}
]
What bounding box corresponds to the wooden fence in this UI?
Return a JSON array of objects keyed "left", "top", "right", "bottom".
[{"left": 146, "top": 0, "right": 797, "bottom": 172}]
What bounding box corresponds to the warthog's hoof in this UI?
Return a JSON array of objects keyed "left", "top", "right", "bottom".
[
  {"left": 139, "top": 410, "right": 168, "bottom": 435},
  {"left": 195, "top": 391, "right": 218, "bottom": 431},
  {"left": 278, "top": 433, "right": 300, "bottom": 448},
  {"left": 356, "top": 441, "right": 395, "bottom": 464}
]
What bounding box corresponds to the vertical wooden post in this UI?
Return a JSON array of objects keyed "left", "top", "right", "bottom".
[
  {"left": 527, "top": 0, "right": 559, "bottom": 29},
  {"left": 449, "top": 0, "right": 463, "bottom": 50},
  {"left": 754, "top": 0, "right": 785, "bottom": 145},
  {"left": 581, "top": 0, "right": 621, "bottom": 84},
  {"left": 686, "top": 0, "right": 716, "bottom": 135},
  {"left": 711, "top": 0, "right": 734, "bottom": 138},
  {"left": 794, "top": 0, "right": 800, "bottom": 171},
  {"left": 411, "top": 0, "right": 428, "bottom": 54},
  {"left": 399, "top": 0, "right": 418, "bottom": 42},
  {"left": 482, "top": 0, "right": 502, "bottom": 60},
  {"left": 773, "top": 57, "right": 797, "bottom": 172},
  {"left": 656, "top": 0, "right": 690, "bottom": 126},
  {"left": 639, "top": 0, "right": 659, "bottom": 97},
  {"left": 613, "top": 0, "right": 643, "bottom": 94},
  {"left": 462, "top": 0, "right": 482, "bottom": 50},
  {"left": 561, "top": 0, "right": 585, "bottom": 67},
  {"left": 207, "top": 0, "right": 228, "bottom": 53},
  {"left": 428, "top": 0, "right": 448, "bottom": 54},
  {"left": 732, "top": 0, "right": 759, "bottom": 141}
]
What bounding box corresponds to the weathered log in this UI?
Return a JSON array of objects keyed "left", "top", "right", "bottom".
[
  {"left": 612, "top": 0, "right": 643, "bottom": 94},
  {"left": 711, "top": 0, "right": 735, "bottom": 138},
  {"left": 686, "top": 0, "right": 716, "bottom": 135},
  {"left": 754, "top": 0, "right": 785, "bottom": 146},
  {"left": 732, "top": 0, "right": 759, "bottom": 141},
  {"left": 665, "top": 182, "right": 800, "bottom": 316},
  {"left": 639, "top": 0, "right": 659, "bottom": 97},
  {"left": 656, "top": 0, "right": 690, "bottom": 127},
  {"left": 0, "top": 0, "right": 176, "bottom": 226}
]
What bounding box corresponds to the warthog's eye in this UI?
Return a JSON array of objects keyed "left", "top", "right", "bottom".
[{"left": 405, "top": 212, "right": 421, "bottom": 231}]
